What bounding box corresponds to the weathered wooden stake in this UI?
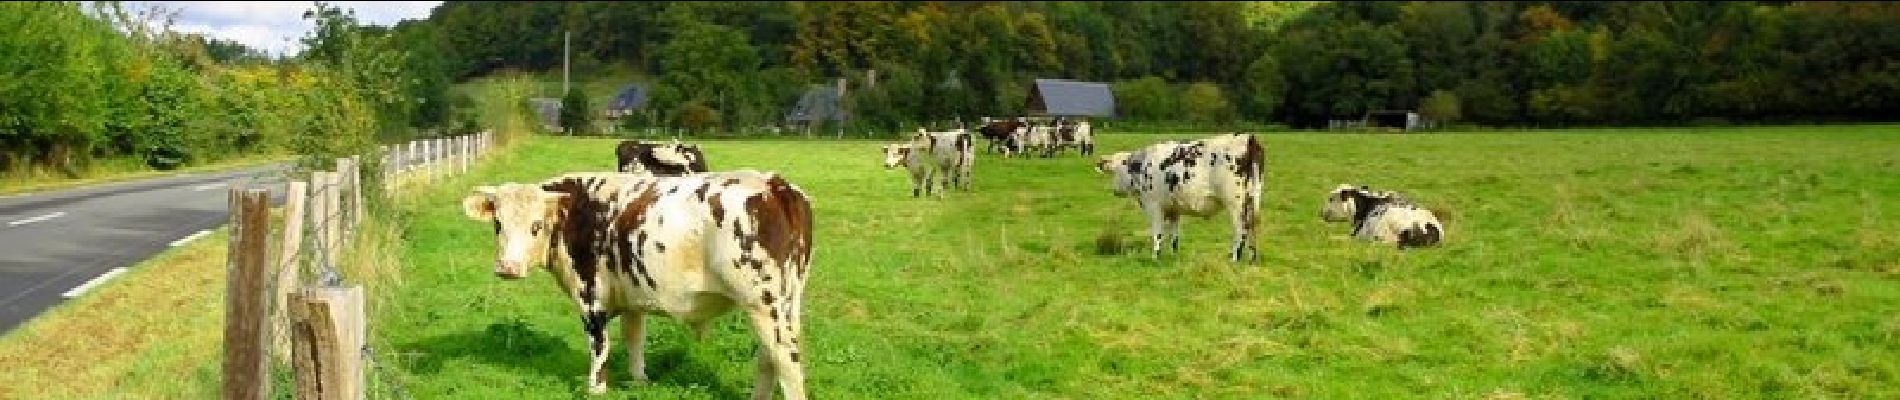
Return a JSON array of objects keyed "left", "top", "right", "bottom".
[
  {"left": 223, "top": 188, "right": 272, "bottom": 400},
  {"left": 271, "top": 181, "right": 308, "bottom": 361},
  {"left": 291, "top": 286, "right": 365, "bottom": 400}
]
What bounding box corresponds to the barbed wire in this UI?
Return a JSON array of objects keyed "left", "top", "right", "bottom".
[{"left": 256, "top": 133, "right": 485, "bottom": 399}]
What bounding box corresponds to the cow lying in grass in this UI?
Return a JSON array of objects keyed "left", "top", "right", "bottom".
[
  {"left": 1094, "top": 133, "right": 1265, "bottom": 262},
  {"left": 882, "top": 128, "right": 974, "bottom": 197},
  {"left": 615, "top": 139, "right": 709, "bottom": 175},
  {"left": 1320, "top": 184, "right": 1445, "bottom": 249},
  {"left": 461, "top": 171, "right": 813, "bottom": 398}
]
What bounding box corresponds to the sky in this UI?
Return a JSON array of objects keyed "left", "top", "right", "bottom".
[{"left": 120, "top": 1, "right": 443, "bottom": 58}]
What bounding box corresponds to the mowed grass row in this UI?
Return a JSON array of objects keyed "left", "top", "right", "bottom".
[{"left": 378, "top": 126, "right": 1900, "bottom": 399}]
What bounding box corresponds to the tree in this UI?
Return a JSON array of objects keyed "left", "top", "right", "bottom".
[
  {"left": 1112, "top": 76, "right": 1178, "bottom": 121},
  {"left": 1240, "top": 53, "right": 1285, "bottom": 122},
  {"left": 1179, "top": 82, "right": 1237, "bottom": 124},
  {"left": 656, "top": 21, "right": 759, "bottom": 132},
  {"left": 1418, "top": 89, "right": 1462, "bottom": 126},
  {"left": 560, "top": 86, "right": 595, "bottom": 135}
]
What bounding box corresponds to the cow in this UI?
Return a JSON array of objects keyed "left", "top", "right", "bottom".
[
  {"left": 882, "top": 128, "right": 973, "bottom": 197},
  {"left": 1048, "top": 119, "right": 1095, "bottom": 157},
  {"left": 1320, "top": 184, "right": 1445, "bottom": 249},
  {"left": 615, "top": 139, "right": 710, "bottom": 175},
  {"left": 1012, "top": 123, "right": 1056, "bottom": 159},
  {"left": 460, "top": 170, "right": 814, "bottom": 398},
  {"left": 1072, "top": 120, "right": 1095, "bottom": 156},
  {"left": 976, "top": 117, "right": 1025, "bottom": 156},
  {"left": 1094, "top": 133, "right": 1265, "bottom": 262}
]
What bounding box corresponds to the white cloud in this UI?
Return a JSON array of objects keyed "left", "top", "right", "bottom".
[{"left": 120, "top": 1, "right": 442, "bottom": 58}]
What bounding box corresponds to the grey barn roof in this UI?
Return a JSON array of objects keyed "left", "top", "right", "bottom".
[
  {"left": 1027, "top": 78, "right": 1115, "bottom": 117},
  {"left": 786, "top": 85, "right": 847, "bottom": 122},
  {"left": 608, "top": 84, "right": 647, "bottom": 111}
]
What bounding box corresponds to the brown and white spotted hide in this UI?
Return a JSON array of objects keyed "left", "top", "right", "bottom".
[
  {"left": 616, "top": 140, "right": 710, "bottom": 176},
  {"left": 1094, "top": 133, "right": 1266, "bottom": 262},
  {"left": 1321, "top": 184, "right": 1444, "bottom": 249},
  {"left": 977, "top": 117, "right": 1025, "bottom": 155},
  {"left": 462, "top": 171, "right": 814, "bottom": 398}
]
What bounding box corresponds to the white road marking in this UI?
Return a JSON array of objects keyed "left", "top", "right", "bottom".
[
  {"left": 62, "top": 267, "right": 129, "bottom": 298},
  {"left": 191, "top": 182, "right": 226, "bottom": 191},
  {"left": 169, "top": 230, "right": 214, "bottom": 247},
  {"left": 7, "top": 212, "right": 66, "bottom": 226}
]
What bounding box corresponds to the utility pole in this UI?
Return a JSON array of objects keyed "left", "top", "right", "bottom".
[{"left": 563, "top": 30, "right": 571, "bottom": 96}]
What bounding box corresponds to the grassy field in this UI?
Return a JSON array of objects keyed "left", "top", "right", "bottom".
[{"left": 375, "top": 125, "right": 1898, "bottom": 399}]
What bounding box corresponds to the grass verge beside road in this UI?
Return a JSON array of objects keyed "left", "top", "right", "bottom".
[{"left": 0, "top": 154, "right": 293, "bottom": 197}]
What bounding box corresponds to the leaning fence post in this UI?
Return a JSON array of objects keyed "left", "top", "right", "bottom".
[
  {"left": 272, "top": 181, "right": 308, "bottom": 361},
  {"left": 291, "top": 285, "right": 365, "bottom": 400},
  {"left": 333, "top": 158, "right": 353, "bottom": 236},
  {"left": 223, "top": 188, "right": 272, "bottom": 400},
  {"left": 347, "top": 155, "right": 364, "bottom": 231},
  {"left": 323, "top": 171, "right": 342, "bottom": 259}
]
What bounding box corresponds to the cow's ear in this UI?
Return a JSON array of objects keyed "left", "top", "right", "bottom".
[{"left": 462, "top": 193, "right": 495, "bottom": 221}]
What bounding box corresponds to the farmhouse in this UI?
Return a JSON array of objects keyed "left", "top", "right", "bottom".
[
  {"left": 1025, "top": 78, "right": 1115, "bottom": 118},
  {"left": 605, "top": 83, "right": 648, "bottom": 120},
  {"left": 785, "top": 80, "right": 848, "bottom": 135}
]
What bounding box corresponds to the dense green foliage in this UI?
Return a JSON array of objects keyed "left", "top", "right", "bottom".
[
  {"left": 384, "top": 128, "right": 1900, "bottom": 398},
  {"left": 396, "top": 1, "right": 1900, "bottom": 132},
  {"left": 0, "top": 2, "right": 456, "bottom": 178}
]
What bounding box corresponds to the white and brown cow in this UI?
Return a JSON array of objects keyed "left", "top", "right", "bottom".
[
  {"left": 1094, "top": 133, "right": 1265, "bottom": 262},
  {"left": 461, "top": 171, "right": 813, "bottom": 398},
  {"left": 1320, "top": 184, "right": 1444, "bottom": 249},
  {"left": 615, "top": 139, "right": 710, "bottom": 175},
  {"left": 882, "top": 128, "right": 974, "bottom": 197}
]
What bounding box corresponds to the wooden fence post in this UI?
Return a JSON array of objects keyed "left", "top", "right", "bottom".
[
  {"left": 324, "top": 171, "right": 342, "bottom": 258},
  {"left": 223, "top": 188, "right": 272, "bottom": 400},
  {"left": 291, "top": 286, "right": 365, "bottom": 400},
  {"left": 332, "top": 158, "right": 352, "bottom": 236},
  {"left": 347, "top": 155, "right": 364, "bottom": 230},
  {"left": 272, "top": 181, "right": 308, "bottom": 361},
  {"left": 459, "top": 135, "right": 469, "bottom": 174}
]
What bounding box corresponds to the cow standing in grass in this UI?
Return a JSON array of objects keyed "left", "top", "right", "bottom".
[
  {"left": 977, "top": 117, "right": 1025, "bottom": 156},
  {"left": 1321, "top": 184, "right": 1445, "bottom": 249},
  {"left": 461, "top": 171, "right": 814, "bottom": 398},
  {"left": 883, "top": 128, "right": 974, "bottom": 197},
  {"left": 1094, "top": 133, "right": 1265, "bottom": 262},
  {"left": 616, "top": 140, "right": 709, "bottom": 176}
]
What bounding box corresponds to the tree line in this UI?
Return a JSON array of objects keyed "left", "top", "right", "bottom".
[
  {"left": 402, "top": 1, "right": 1900, "bottom": 131},
  {"left": 0, "top": 2, "right": 465, "bottom": 177}
]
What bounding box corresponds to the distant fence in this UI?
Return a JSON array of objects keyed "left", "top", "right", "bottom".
[{"left": 221, "top": 131, "right": 492, "bottom": 399}]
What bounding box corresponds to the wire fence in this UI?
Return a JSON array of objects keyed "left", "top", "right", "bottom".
[{"left": 222, "top": 131, "right": 493, "bottom": 400}]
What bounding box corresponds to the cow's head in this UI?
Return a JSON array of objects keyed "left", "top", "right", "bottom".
[
  {"left": 882, "top": 144, "right": 912, "bottom": 169},
  {"left": 1322, "top": 184, "right": 1363, "bottom": 222},
  {"left": 1094, "top": 151, "right": 1138, "bottom": 197},
  {"left": 462, "top": 184, "right": 569, "bottom": 279}
]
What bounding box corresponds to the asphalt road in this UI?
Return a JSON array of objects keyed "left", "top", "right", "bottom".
[{"left": 0, "top": 163, "right": 291, "bottom": 335}]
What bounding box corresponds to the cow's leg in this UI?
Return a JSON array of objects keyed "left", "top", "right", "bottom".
[
  {"left": 1143, "top": 203, "right": 1167, "bottom": 259},
  {"left": 1166, "top": 215, "right": 1182, "bottom": 253},
  {"left": 742, "top": 308, "right": 806, "bottom": 400},
  {"left": 622, "top": 312, "right": 648, "bottom": 383},
  {"left": 1230, "top": 192, "right": 1262, "bottom": 262},
  {"left": 582, "top": 309, "right": 613, "bottom": 394},
  {"left": 751, "top": 345, "right": 777, "bottom": 400},
  {"left": 910, "top": 170, "right": 923, "bottom": 198}
]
